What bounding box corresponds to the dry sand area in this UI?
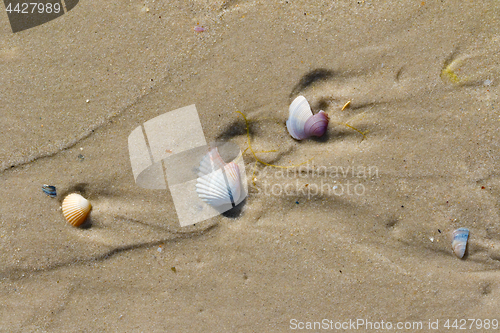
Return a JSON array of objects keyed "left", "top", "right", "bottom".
[{"left": 1, "top": 0, "right": 500, "bottom": 331}]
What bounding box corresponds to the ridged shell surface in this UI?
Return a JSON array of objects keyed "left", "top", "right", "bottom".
[
  {"left": 452, "top": 227, "right": 469, "bottom": 258},
  {"left": 286, "top": 95, "right": 328, "bottom": 140},
  {"left": 198, "top": 147, "right": 226, "bottom": 177},
  {"left": 304, "top": 111, "right": 329, "bottom": 138},
  {"left": 62, "top": 193, "right": 92, "bottom": 227},
  {"left": 196, "top": 162, "right": 241, "bottom": 207}
]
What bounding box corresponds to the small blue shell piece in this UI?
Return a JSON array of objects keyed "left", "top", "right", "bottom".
[
  {"left": 452, "top": 227, "right": 469, "bottom": 258},
  {"left": 42, "top": 184, "right": 57, "bottom": 197}
]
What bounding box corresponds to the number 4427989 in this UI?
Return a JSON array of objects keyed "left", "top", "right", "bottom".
[
  {"left": 5, "top": 2, "right": 62, "bottom": 14},
  {"left": 444, "top": 319, "right": 498, "bottom": 330}
]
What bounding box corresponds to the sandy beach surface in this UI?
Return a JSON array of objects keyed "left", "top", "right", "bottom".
[{"left": 2, "top": 0, "right": 500, "bottom": 331}]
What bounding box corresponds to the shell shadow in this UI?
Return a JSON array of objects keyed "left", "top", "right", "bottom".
[
  {"left": 310, "top": 130, "right": 331, "bottom": 143},
  {"left": 315, "top": 98, "right": 331, "bottom": 112},
  {"left": 290, "top": 68, "right": 335, "bottom": 97},
  {"left": 58, "top": 183, "right": 91, "bottom": 202},
  {"left": 58, "top": 182, "right": 117, "bottom": 203},
  {"left": 222, "top": 197, "right": 247, "bottom": 219},
  {"left": 215, "top": 120, "right": 249, "bottom": 142},
  {"left": 78, "top": 215, "right": 93, "bottom": 229}
]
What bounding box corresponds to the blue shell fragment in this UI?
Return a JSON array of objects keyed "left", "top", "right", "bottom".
[
  {"left": 452, "top": 227, "right": 469, "bottom": 259},
  {"left": 42, "top": 184, "right": 57, "bottom": 197}
]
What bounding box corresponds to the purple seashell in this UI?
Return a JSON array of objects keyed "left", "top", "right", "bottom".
[
  {"left": 304, "top": 111, "right": 329, "bottom": 138},
  {"left": 286, "top": 96, "right": 329, "bottom": 140},
  {"left": 194, "top": 26, "right": 206, "bottom": 32}
]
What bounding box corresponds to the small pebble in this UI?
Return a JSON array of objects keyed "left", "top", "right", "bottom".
[{"left": 157, "top": 247, "right": 162, "bottom": 253}]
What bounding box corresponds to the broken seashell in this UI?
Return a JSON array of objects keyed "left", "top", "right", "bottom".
[
  {"left": 62, "top": 193, "right": 92, "bottom": 227},
  {"left": 196, "top": 148, "right": 242, "bottom": 207},
  {"left": 286, "top": 95, "right": 329, "bottom": 140},
  {"left": 452, "top": 227, "right": 469, "bottom": 258},
  {"left": 42, "top": 184, "right": 57, "bottom": 197}
]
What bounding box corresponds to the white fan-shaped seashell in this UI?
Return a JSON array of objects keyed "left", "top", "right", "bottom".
[
  {"left": 286, "top": 95, "right": 329, "bottom": 140},
  {"left": 62, "top": 193, "right": 92, "bottom": 227},
  {"left": 452, "top": 227, "right": 469, "bottom": 258},
  {"left": 286, "top": 96, "right": 313, "bottom": 140},
  {"left": 198, "top": 147, "right": 226, "bottom": 177},
  {"left": 196, "top": 162, "right": 242, "bottom": 207}
]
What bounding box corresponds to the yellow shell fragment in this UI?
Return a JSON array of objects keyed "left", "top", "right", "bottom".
[
  {"left": 62, "top": 193, "right": 92, "bottom": 227},
  {"left": 341, "top": 100, "right": 351, "bottom": 111}
]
